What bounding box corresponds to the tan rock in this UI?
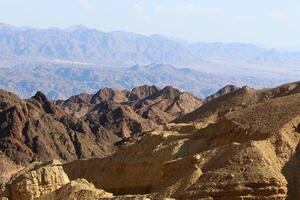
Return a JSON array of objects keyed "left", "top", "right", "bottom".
[
  {"left": 36, "top": 179, "right": 113, "bottom": 200},
  {"left": 8, "top": 160, "right": 69, "bottom": 200},
  {"left": 99, "top": 196, "right": 151, "bottom": 200},
  {"left": 62, "top": 91, "right": 300, "bottom": 199}
]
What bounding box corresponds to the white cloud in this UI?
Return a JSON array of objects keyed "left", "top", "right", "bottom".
[{"left": 269, "top": 11, "right": 289, "bottom": 22}]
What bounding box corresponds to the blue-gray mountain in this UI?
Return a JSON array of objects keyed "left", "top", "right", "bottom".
[
  {"left": 0, "top": 23, "right": 300, "bottom": 99},
  {"left": 1, "top": 23, "right": 300, "bottom": 67}
]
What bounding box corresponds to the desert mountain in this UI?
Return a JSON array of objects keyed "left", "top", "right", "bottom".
[
  {"left": 1, "top": 24, "right": 300, "bottom": 100},
  {"left": 1, "top": 24, "right": 300, "bottom": 67},
  {"left": 58, "top": 85, "right": 203, "bottom": 137},
  {"left": 175, "top": 81, "right": 300, "bottom": 124},
  {"left": 1, "top": 81, "right": 299, "bottom": 199},
  {"left": 204, "top": 84, "right": 240, "bottom": 102},
  {"left": 0, "top": 85, "right": 202, "bottom": 167}
]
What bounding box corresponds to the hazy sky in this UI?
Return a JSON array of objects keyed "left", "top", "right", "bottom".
[{"left": 0, "top": 0, "right": 299, "bottom": 49}]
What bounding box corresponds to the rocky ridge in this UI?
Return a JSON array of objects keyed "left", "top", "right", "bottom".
[
  {"left": 1, "top": 81, "right": 300, "bottom": 199},
  {"left": 204, "top": 84, "right": 240, "bottom": 103},
  {"left": 0, "top": 85, "right": 202, "bottom": 166}
]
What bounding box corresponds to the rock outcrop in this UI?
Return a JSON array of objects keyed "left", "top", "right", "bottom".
[
  {"left": 35, "top": 179, "right": 113, "bottom": 200},
  {"left": 4, "top": 160, "right": 69, "bottom": 200},
  {"left": 0, "top": 160, "right": 112, "bottom": 200}
]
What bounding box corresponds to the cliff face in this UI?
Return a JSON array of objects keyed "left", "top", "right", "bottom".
[
  {"left": 61, "top": 106, "right": 299, "bottom": 199},
  {"left": 2, "top": 82, "right": 299, "bottom": 200}
]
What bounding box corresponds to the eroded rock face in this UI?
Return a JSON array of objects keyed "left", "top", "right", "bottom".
[
  {"left": 61, "top": 91, "right": 300, "bottom": 199},
  {"left": 8, "top": 160, "right": 69, "bottom": 200},
  {"left": 35, "top": 179, "right": 113, "bottom": 200},
  {"left": 2, "top": 161, "right": 156, "bottom": 200},
  {"left": 16, "top": 116, "right": 297, "bottom": 199},
  {"left": 61, "top": 125, "right": 294, "bottom": 199}
]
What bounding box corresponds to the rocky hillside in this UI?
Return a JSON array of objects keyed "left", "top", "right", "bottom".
[
  {"left": 175, "top": 81, "right": 300, "bottom": 124},
  {"left": 0, "top": 85, "right": 202, "bottom": 168},
  {"left": 1, "top": 81, "right": 299, "bottom": 199}
]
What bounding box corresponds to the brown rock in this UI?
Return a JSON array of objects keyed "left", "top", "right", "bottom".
[{"left": 0, "top": 85, "right": 202, "bottom": 167}]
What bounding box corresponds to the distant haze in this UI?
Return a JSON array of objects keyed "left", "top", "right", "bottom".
[
  {"left": 0, "top": 0, "right": 300, "bottom": 49},
  {"left": 1, "top": 24, "right": 300, "bottom": 68}
]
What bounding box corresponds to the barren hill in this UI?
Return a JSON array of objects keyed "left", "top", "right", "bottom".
[
  {"left": 1, "top": 82, "right": 299, "bottom": 199},
  {"left": 0, "top": 85, "right": 202, "bottom": 167},
  {"left": 176, "top": 81, "right": 300, "bottom": 124},
  {"left": 1, "top": 82, "right": 300, "bottom": 200}
]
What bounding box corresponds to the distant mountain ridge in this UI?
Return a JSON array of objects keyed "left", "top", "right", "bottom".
[
  {"left": 1, "top": 23, "right": 300, "bottom": 99},
  {"left": 0, "top": 63, "right": 292, "bottom": 99},
  {"left": 0, "top": 24, "right": 198, "bottom": 66},
  {"left": 1, "top": 23, "right": 300, "bottom": 67}
]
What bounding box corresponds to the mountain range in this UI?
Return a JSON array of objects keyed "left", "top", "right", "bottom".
[
  {"left": 0, "top": 85, "right": 202, "bottom": 167},
  {"left": 1, "top": 22, "right": 300, "bottom": 200},
  {"left": 1, "top": 23, "right": 300, "bottom": 67},
  {"left": 0, "top": 81, "right": 299, "bottom": 199},
  {"left": 1, "top": 23, "right": 300, "bottom": 99}
]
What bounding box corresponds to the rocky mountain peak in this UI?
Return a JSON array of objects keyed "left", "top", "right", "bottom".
[
  {"left": 90, "top": 88, "right": 128, "bottom": 104},
  {"left": 145, "top": 85, "right": 181, "bottom": 101},
  {"left": 129, "top": 85, "right": 160, "bottom": 100},
  {"left": 0, "top": 90, "right": 22, "bottom": 111},
  {"left": 31, "top": 91, "right": 56, "bottom": 114},
  {"left": 205, "top": 84, "right": 240, "bottom": 102},
  {"left": 63, "top": 93, "right": 92, "bottom": 105},
  {"left": 0, "top": 85, "right": 202, "bottom": 168}
]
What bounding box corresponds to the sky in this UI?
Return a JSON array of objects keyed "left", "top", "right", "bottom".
[{"left": 0, "top": 0, "right": 300, "bottom": 49}]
